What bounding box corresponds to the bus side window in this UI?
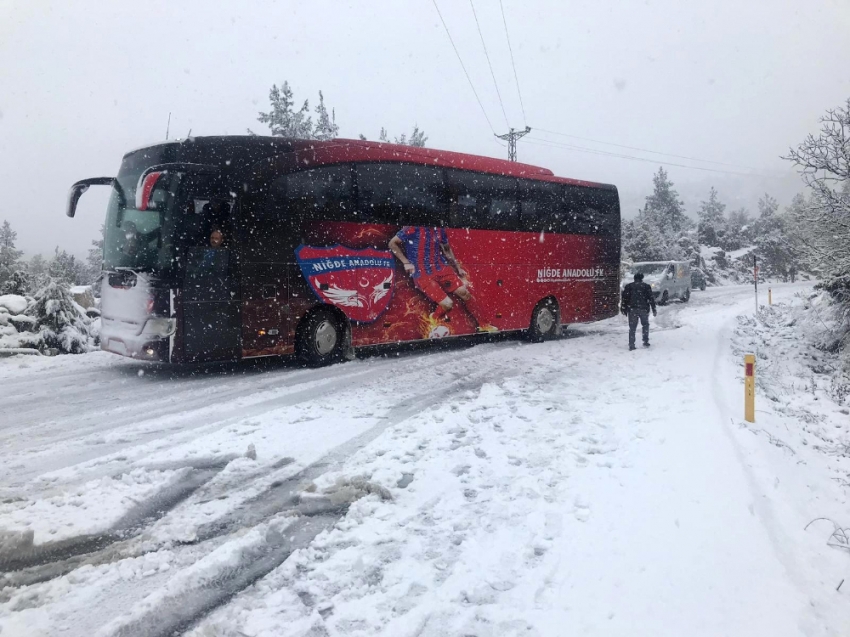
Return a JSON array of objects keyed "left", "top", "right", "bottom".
[
  {"left": 285, "top": 165, "right": 353, "bottom": 224},
  {"left": 397, "top": 164, "right": 446, "bottom": 226},
  {"left": 447, "top": 169, "right": 480, "bottom": 229},
  {"left": 482, "top": 175, "right": 519, "bottom": 231},
  {"left": 520, "top": 180, "right": 561, "bottom": 233},
  {"left": 447, "top": 170, "right": 518, "bottom": 230},
  {"left": 561, "top": 185, "right": 600, "bottom": 235},
  {"left": 520, "top": 198, "right": 537, "bottom": 229},
  {"left": 356, "top": 163, "right": 446, "bottom": 226}
]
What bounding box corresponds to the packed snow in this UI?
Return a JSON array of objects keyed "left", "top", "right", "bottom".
[{"left": 2, "top": 283, "right": 850, "bottom": 637}]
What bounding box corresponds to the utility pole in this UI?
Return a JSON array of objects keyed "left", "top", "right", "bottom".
[
  {"left": 495, "top": 126, "right": 531, "bottom": 162},
  {"left": 165, "top": 112, "right": 171, "bottom": 141}
]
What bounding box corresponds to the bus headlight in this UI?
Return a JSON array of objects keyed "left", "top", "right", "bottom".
[{"left": 141, "top": 317, "right": 176, "bottom": 338}]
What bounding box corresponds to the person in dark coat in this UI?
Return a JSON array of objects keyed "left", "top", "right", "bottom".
[{"left": 621, "top": 272, "right": 657, "bottom": 350}]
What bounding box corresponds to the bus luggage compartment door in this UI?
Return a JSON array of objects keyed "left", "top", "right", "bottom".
[{"left": 181, "top": 247, "right": 240, "bottom": 362}]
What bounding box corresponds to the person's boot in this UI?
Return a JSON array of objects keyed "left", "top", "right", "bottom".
[
  {"left": 629, "top": 344, "right": 636, "bottom": 351},
  {"left": 643, "top": 342, "right": 650, "bottom": 348}
]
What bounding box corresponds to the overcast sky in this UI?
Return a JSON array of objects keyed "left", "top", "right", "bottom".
[{"left": 1, "top": 0, "right": 849, "bottom": 257}]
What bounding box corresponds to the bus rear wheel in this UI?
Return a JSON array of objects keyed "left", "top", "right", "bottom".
[
  {"left": 527, "top": 299, "right": 559, "bottom": 343},
  {"left": 297, "top": 308, "right": 345, "bottom": 366}
]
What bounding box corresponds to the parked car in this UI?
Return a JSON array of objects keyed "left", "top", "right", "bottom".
[
  {"left": 626, "top": 261, "right": 691, "bottom": 305},
  {"left": 691, "top": 267, "right": 707, "bottom": 291}
]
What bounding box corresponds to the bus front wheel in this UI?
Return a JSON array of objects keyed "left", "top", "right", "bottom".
[
  {"left": 527, "top": 299, "right": 559, "bottom": 343},
  {"left": 297, "top": 308, "right": 346, "bottom": 366}
]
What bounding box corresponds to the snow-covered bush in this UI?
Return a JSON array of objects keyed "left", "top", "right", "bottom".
[
  {"left": 0, "top": 294, "right": 28, "bottom": 315},
  {"left": 20, "top": 281, "right": 94, "bottom": 354},
  {"left": 0, "top": 294, "right": 33, "bottom": 350},
  {"left": 787, "top": 290, "right": 850, "bottom": 384}
]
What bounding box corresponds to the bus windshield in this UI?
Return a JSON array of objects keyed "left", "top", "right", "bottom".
[
  {"left": 102, "top": 148, "right": 227, "bottom": 275},
  {"left": 103, "top": 148, "right": 181, "bottom": 274}
]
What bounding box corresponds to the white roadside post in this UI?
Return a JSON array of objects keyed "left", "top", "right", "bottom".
[{"left": 753, "top": 254, "right": 759, "bottom": 314}]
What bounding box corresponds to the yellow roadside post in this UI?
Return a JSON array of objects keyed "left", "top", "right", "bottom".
[{"left": 744, "top": 354, "right": 756, "bottom": 422}]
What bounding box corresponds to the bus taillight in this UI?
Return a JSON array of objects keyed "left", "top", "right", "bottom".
[{"left": 135, "top": 171, "right": 164, "bottom": 210}]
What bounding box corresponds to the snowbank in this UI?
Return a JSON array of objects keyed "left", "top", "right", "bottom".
[{"left": 0, "top": 294, "right": 28, "bottom": 315}]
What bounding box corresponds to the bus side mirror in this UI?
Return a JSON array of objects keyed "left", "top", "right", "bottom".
[{"left": 67, "top": 177, "right": 115, "bottom": 218}]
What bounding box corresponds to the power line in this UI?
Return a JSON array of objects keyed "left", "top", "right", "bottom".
[
  {"left": 499, "top": 0, "right": 527, "bottom": 126},
  {"left": 430, "top": 0, "right": 496, "bottom": 135},
  {"left": 520, "top": 136, "right": 778, "bottom": 178},
  {"left": 534, "top": 126, "right": 761, "bottom": 172},
  {"left": 469, "top": 0, "right": 510, "bottom": 129}
]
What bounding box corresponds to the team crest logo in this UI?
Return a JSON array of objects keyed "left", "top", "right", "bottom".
[{"left": 296, "top": 245, "right": 395, "bottom": 323}]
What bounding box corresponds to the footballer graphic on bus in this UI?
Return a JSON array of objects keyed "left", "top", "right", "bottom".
[{"left": 388, "top": 226, "right": 498, "bottom": 339}]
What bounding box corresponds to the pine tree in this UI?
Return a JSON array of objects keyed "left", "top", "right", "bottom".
[
  {"left": 753, "top": 193, "right": 795, "bottom": 281},
  {"left": 27, "top": 254, "right": 48, "bottom": 290},
  {"left": 622, "top": 217, "right": 668, "bottom": 262},
  {"left": 1, "top": 269, "right": 29, "bottom": 295},
  {"left": 361, "top": 126, "right": 428, "bottom": 147},
  {"left": 257, "top": 81, "right": 314, "bottom": 138},
  {"left": 697, "top": 187, "right": 727, "bottom": 247},
  {"left": 48, "top": 247, "right": 86, "bottom": 287},
  {"left": 24, "top": 280, "right": 92, "bottom": 354},
  {"left": 407, "top": 125, "right": 428, "bottom": 147},
  {"left": 0, "top": 220, "right": 23, "bottom": 291},
  {"left": 312, "top": 91, "right": 339, "bottom": 141},
  {"left": 725, "top": 208, "right": 752, "bottom": 250},
  {"left": 640, "top": 168, "right": 690, "bottom": 234},
  {"left": 85, "top": 225, "right": 104, "bottom": 286},
  {"left": 625, "top": 167, "right": 689, "bottom": 260}
]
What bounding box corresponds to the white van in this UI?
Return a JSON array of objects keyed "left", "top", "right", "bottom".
[{"left": 627, "top": 261, "right": 691, "bottom": 305}]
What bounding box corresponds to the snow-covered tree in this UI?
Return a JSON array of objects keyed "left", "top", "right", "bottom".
[
  {"left": 48, "top": 248, "right": 86, "bottom": 287},
  {"left": 362, "top": 125, "right": 428, "bottom": 147},
  {"left": 747, "top": 193, "right": 798, "bottom": 282},
  {"left": 257, "top": 81, "right": 315, "bottom": 138},
  {"left": 623, "top": 167, "right": 689, "bottom": 261},
  {"left": 725, "top": 207, "right": 752, "bottom": 250},
  {"left": 0, "top": 220, "right": 23, "bottom": 291},
  {"left": 312, "top": 91, "right": 339, "bottom": 141},
  {"left": 1, "top": 269, "right": 30, "bottom": 295},
  {"left": 27, "top": 254, "right": 49, "bottom": 290},
  {"left": 622, "top": 217, "right": 668, "bottom": 262},
  {"left": 85, "top": 225, "right": 104, "bottom": 287},
  {"left": 23, "top": 280, "right": 92, "bottom": 354},
  {"left": 395, "top": 125, "right": 428, "bottom": 147},
  {"left": 640, "top": 168, "right": 690, "bottom": 235},
  {"left": 785, "top": 98, "right": 850, "bottom": 297},
  {"left": 697, "top": 187, "right": 727, "bottom": 247}
]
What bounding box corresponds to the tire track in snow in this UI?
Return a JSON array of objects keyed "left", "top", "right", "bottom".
[
  {"left": 0, "top": 342, "right": 523, "bottom": 596},
  {"left": 94, "top": 354, "right": 527, "bottom": 637},
  {"left": 0, "top": 461, "right": 233, "bottom": 582},
  {"left": 0, "top": 349, "right": 474, "bottom": 485}
]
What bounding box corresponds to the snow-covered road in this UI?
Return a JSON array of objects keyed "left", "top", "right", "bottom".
[{"left": 2, "top": 282, "right": 849, "bottom": 637}]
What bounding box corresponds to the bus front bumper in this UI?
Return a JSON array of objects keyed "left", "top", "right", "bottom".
[{"left": 101, "top": 316, "right": 175, "bottom": 361}]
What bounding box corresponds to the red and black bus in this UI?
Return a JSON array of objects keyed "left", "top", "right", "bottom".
[{"left": 67, "top": 137, "right": 620, "bottom": 366}]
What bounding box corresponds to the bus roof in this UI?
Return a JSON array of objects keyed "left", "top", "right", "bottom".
[{"left": 126, "top": 136, "right": 617, "bottom": 192}]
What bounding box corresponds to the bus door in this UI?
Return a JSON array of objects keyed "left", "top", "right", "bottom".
[
  {"left": 236, "top": 168, "right": 300, "bottom": 359},
  {"left": 180, "top": 193, "right": 241, "bottom": 362}
]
